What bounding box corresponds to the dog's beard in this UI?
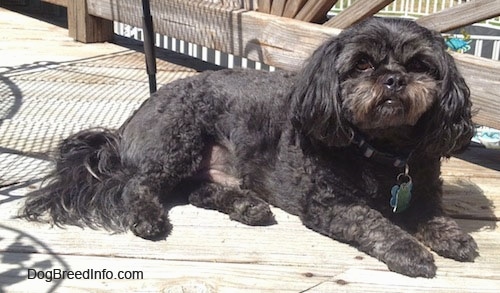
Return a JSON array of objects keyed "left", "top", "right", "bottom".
[{"left": 341, "top": 74, "right": 438, "bottom": 130}]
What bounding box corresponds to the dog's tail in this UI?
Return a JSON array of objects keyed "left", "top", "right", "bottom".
[{"left": 20, "top": 128, "right": 131, "bottom": 231}]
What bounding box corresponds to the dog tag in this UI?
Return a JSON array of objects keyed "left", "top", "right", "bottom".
[{"left": 390, "top": 171, "right": 412, "bottom": 213}]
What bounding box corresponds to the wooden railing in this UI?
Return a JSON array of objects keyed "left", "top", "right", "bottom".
[
  {"left": 333, "top": 0, "right": 500, "bottom": 25},
  {"left": 41, "top": 0, "right": 500, "bottom": 130}
]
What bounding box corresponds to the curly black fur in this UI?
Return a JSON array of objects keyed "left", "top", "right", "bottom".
[{"left": 21, "top": 18, "right": 478, "bottom": 277}]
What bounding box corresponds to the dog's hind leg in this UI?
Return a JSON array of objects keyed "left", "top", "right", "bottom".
[
  {"left": 188, "top": 182, "right": 276, "bottom": 226},
  {"left": 118, "top": 105, "right": 211, "bottom": 239},
  {"left": 119, "top": 138, "right": 208, "bottom": 240}
]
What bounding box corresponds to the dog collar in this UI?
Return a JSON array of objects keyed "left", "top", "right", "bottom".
[
  {"left": 350, "top": 133, "right": 410, "bottom": 168},
  {"left": 350, "top": 133, "right": 413, "bottom": 213}
]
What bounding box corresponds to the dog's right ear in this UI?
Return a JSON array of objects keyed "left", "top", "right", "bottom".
[{"left": 291, "top": 37, "right": 353, "bottom": 147}]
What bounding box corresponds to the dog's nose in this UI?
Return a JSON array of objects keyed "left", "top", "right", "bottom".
[{"left": 383, "top": 74, "right": 406, "bottom": 92}]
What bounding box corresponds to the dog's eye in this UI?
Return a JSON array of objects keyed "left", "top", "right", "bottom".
[
  {"left": 406, "top": 58, "right": 430, "bottom": 73},
  {"left": 356, "top": 58, "right": 374, "bottom": 72}
]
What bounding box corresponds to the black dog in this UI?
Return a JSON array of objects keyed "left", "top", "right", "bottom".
[{"left": 22, "top": 18, "right": 478, "bottom": 278}]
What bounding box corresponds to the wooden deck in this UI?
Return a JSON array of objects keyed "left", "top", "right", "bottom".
[{"left": 1, "top": 7, "right": 499, "bottom": 292}]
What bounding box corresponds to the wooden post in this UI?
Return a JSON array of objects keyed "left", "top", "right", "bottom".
[{"left": 68, "top": 0, "right": 113, "bottom": 43}]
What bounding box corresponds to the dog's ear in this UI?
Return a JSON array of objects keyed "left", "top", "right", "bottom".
[
  {"left": 420, "top": 51, "right": 474, "bottom": 157},
  {"left": 291, "top": 38, "right": 353, "bottom": 147}
]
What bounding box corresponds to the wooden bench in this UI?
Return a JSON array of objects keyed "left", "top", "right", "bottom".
[{"left": 42, "top": 0, "right": 499, "bottom": 130}]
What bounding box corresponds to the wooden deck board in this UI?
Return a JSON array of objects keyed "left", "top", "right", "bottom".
[
  {"left": 1, "top": 7, "right": 499, "bottom": 292},
  {"left": 1, "top": 202, "right": 499, "bottom": 292}
]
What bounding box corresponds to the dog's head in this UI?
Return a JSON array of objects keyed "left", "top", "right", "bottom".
[{"left": 291, "top": 18, "right": 473, "bottom": 157}]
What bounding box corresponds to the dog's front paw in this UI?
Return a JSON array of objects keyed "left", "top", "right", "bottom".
[
  {"left": 384, "top": 238, "right": 436, "bottom": 278},
  {"left": 416, "top": 216, "right": 479, "bottom": 262},
  {"left": 129, "top": 207, "right": 172, "bottom": 240},
  {"left": 436, "top": 232, "right": 478, "bottom": 262},
  {"left": 425, "top": 229, "right": 478, "bottom": 262},
  {"left": 229, "top": 196, "right": 276, "bottom": 226}
]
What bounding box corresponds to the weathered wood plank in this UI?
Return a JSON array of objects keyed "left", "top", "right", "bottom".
[
  {"left": 282, "top": 0, "right": 307, "bottom": 18},
  {"left": 210, "top": 0, "right": 246, "bottom": 9},
  {"left": 87, "top": 0, "right": 341, "bottom": 70},
  {"left": 0, "top": 253, "right": 331, "bottom": 292},
  {"left": 1, "top": 203, "right": 499, "bottom": 292},
  {"left": 324, "top": 0, "right": 394, "bottom": 28},
  {"left": 451, "top": 147, "right": 500, "bottom": 176},
  {"left": 2, "top": 199, "right": 498, "bottom": 264},
  {"left": 68, "top": 0, "right": 113, "bottom": 43},
  {"left": 2, "top": 195, "right": 499, "bottom": 264},
  {"left": 443, "top": 176, "right": 500, "bottom": 220},
  {"left": 294, "top": 0, "right": 338, "bottom": 23},
  {"left": 0, "top": 206, "right": 365, "bottom": 273},
  {"left": 312, "top": 263, "right": 500, "bottom": 292},
  {"left": 86, "top": 0, "right": 500, "bottom": 130},
  {"left": 2, "top": 241, "right": 497, "bottom": 293},
  {"left": 242, "top": 0, "right": 258, "bottom": 10},
  {"left": 441, "top": 147, "right": 500, "bottom": 220},
  {"left": 270, "top": 0, "right": 286, "bottom": 16},
  {"left": 452, "top": 53, "right": 500, "bottom": 130},
  {"left": 416, "top": 0, "right": 500, "bottom": 33},
  {"left": 41, "top": 0, "right": 67, "bottom": 6},
  {"left": 258, "top": 0, "right": 272, "bottom": 13}
]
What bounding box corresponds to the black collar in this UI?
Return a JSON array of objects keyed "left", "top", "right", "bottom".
[{"left": 350, "top": 133, "right": 411, "bottom": 168}]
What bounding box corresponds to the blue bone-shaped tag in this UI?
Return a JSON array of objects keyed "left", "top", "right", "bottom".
[{"left": 390, "top": 181, "right": 412, "bottom": 213}]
